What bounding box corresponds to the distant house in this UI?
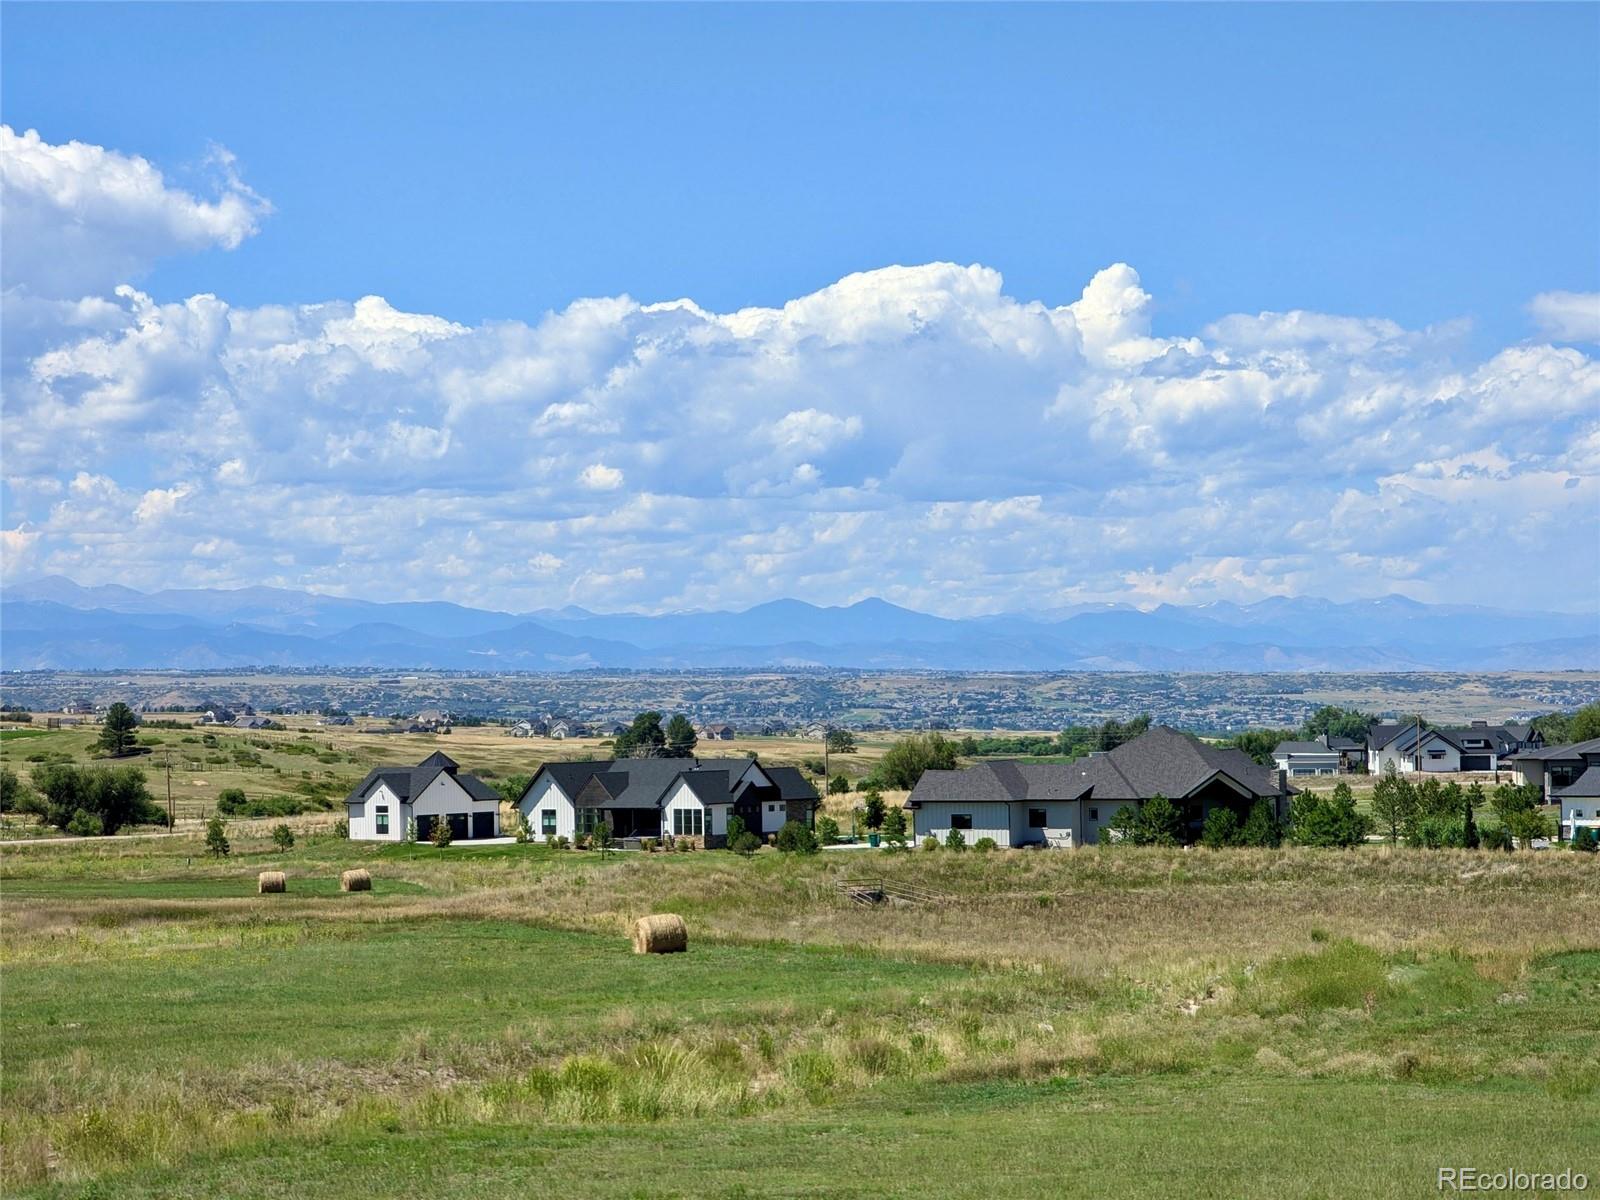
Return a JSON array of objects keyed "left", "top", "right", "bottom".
[
  {"left": 699, "top": 723, "right": 736, "bottom": 741},
  {"left": 322, "top": 715, "right": 354, "bottom": 726},
  {"left": 1272, "top": 738, "right": 1340, "bottom": 777},
  {"left": 232, "top": 715, "right": 272, "bottom": 730},
  {"left": 1505, "top": 737, "right": 1600, "bottom": 803},
  {"left": 412, "top": 709, "right": 452, "bottom": 733},
  {"left": 905, "top": 726, "right": 1292, "bottom": 849},
  {"left": 343, "top": 751, "right": 503, "bottom": 842},
  {"left": 517, "top": 757, "right": 819, "bottom": 847},
  {"left": 198, "top": 708, "right": 236, "bottom": 726},
  {"left": 549, "top": 719, "right": 587, "bottom": 740},
  {"left": 509, "top": 720, "right": 535, "bottom": 738},
  {"left": 802, "top": 722, "right": 828, "bottom": 740},
  {"left": 1367, "top": 721, "right": 1538, "bottom": 774}
]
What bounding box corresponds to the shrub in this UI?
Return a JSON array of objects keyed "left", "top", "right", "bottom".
[
  {"left": 676, "top": 838, "right": 691, "bottom": 853},
  {"left": 828, "top": 774, "right": 851, "bottom": 795},
  {"left": 725, "top": 815, "right": 747, "bottom": 845},
  {"left": 815, "top": 815, "right": 841, "bottom": 845},
  {"left": 332, "top": 816, "right": 349, "bottom": 838},
  {"left": 66, "top": 807, "right": 104, "bottom": 837},
  {"left": 973, "top": 836, "right": 998, "bottom": 852},
  {"left": 215, "top": 787, "right": 249, "bottom": 815},
  {"left": 944, "top": 828, "right": 967, "bottom": 852},
  {"left": 1240, "top": 797, "right": 1283, "bottom": 847},
  {"left": 776, "top": 819, "right": 819, "bottom": 855},
  {"left": 731, "top": 831, "right": 761, "bottom": 855},
  {"left": 1570, "top": 827, "right": 1597, "bottom": 853},
  {"left": 1106, "top": 795, "right": 1186, "bottom": 846},
  {"left": 1200, "top": 807, "right": 1242, "bottom": 848},
  {"left": 551, "top": 834, "right": 570, "bottom": 850},
  {"left": 1481, "top": 824, "right": 1514, "bottom": 852},
  {"left": 640, "top": 837, "right": 656, "bottom": 853},
  {"left": 430, "top": 818, "right": 454, "bottom": 847},
  {"left": 921, "top": 835, "right": 939, "bottom": 852},
  {"left": 0, "top": 767, "right": 33, "bottom": 814},
  {"left": 1289, "top": 782, "right": 1371, "bottom": 848},
  {"left": 205, "top": 815, "right": 230, "bottom": 857},
  {"left": 32, "top": 762, "right": 164, "bottom": 834},
  {"left": 271, "top": 824, "right": 295, "bottom": 851}
]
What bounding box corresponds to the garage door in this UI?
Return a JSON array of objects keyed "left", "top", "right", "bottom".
[
  {"left": 471, "top": 811, "right": 495, "bottom": 839},
  {"left": 1461, "top": 755, "right": 1492, "bottom": 771},
  {"left": 416, "top": 815, "right": 436, "bottom": 842},
  {"left": 448, "top": 813, "right": 469, "bottom": 841}
]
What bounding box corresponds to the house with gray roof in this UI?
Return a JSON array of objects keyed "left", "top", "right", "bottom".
[
  {"left": 343, "top": 751, "right": 503, "bottom": 842},
  {"left": 517, "top": 756, "right": 819, "bottom": 847},
  {"left": 1505, "top": 736, "right": 1600, "bottom": 803},
  {"left": 905, "top": 726, "right": 1291, "bottom": 848},
  {"left": 1367, "top": 720, "right": 1540, "bottom": 774}
]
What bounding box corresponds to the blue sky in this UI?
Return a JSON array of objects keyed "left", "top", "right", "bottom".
[{"left": 2, "top": 3, "right": 1598, "bottom": 616}]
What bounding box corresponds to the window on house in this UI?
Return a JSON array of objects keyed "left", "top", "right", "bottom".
[
  {"left": 1428, "top": 751, "right": 1445, "bottom": 760},
  {"left": 1089, "top": 808, "right": 1099, "bottom": 821},
  {"left": 541, "top": 810, "right": 557, "bottom": 836},
  {"left": 950, "top": 814, "right": 973, "bottom": 830},
  {"left": 577, "top": 808, "right": 598, "bottom": 834},
  {"left": 674, "top": 808, "right": 703, "bottom": 837},
  {"left": 375, "top": 804, "right": 389, "bottom": 835},
  {"left": 1028, "top": 808, "right": 1048, "bottom": 828}
]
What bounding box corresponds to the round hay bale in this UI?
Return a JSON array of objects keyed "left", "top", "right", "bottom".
[
  {"left": 257, "top": 871, "right": 286, "bottom": 894},
  {"left": 633, "top": 913, "right": 687, "bottom": 954},
  {"left": 340, "top": 868, "right": 372, "bottom": 892}
]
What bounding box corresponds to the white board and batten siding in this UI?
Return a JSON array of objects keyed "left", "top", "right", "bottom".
[
  {"left": 347, "top": 780, "right": 404, "bottom": 842},
  {"left": 663, "top": 778, "right": 728, "bottom": 840},
  {"left": 520, "top": 775, "right": 575, "bottom": 842},
  {"left": 913, "top": 801, "right": 1012, "bottom": 846},
  {"left": 411, "top": 772, "right": 496, "bottom": 835}
]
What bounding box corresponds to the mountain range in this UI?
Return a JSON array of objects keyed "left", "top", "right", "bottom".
[{"left": 1, "top": 576, "right": 1595, "bottom": 673}]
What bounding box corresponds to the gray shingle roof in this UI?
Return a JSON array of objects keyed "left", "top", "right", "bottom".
[
  {"left": 524, "top": 756, "right": 816, "bottom": 810},
  {"left": 343, "top": 753, "right": 498, "bottom": 807},
  {"left": 1505, "top": 737, "right": 1600, "bottom": 763},
  {"left": 762, "top": 765, "right": 821, "bottom": 803},
  {"left": 1554, "top": 765, "right": 1600, "bottom": 798},
  {"left": 908, "top": 726, "right": 1287, "bottom": 808},
  {"left": 1274, "top": 740, "right": 1337, "bottom": 756}
]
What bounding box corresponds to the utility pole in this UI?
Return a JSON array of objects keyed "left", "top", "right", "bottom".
[{"left": 164, "top": 748, "right": 174, "bottom": 831}]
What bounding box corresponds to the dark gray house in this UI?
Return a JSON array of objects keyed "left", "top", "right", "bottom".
[{"left": 906, "top": 725, "right": 1292, "bottom": 848}]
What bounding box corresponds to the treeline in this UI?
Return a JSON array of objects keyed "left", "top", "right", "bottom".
[
  {"left": 955, "top": 716, "right": 1155, "bottom": 762},
  {"left": 0, "top": 763, "right": 165, "bottom": 835}
]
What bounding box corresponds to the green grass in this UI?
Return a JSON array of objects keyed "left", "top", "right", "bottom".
[
  {"left": 2, "top": 922, "right": 967, "bottom": 1084},
  {"left": 18, "top": 1075, "right": 1599, "bottom": 1200},
  {"left": 0, "top": 728, "right": 54, "bottom": 741},
  {"left": 0, "top": 874, "right": 428, "bottom": 900}
]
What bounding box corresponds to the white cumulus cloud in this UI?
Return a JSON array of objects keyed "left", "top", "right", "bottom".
[{"left": 0, "top": 126, "right": 270, "bottom": 298}]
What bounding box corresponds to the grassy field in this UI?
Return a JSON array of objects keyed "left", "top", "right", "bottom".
[
  {"left": 2, "top": 825, "right": 1597, "bottom": 1198},
  {"left": 0, "top": 715, "right": 899, "bottom": 831}
]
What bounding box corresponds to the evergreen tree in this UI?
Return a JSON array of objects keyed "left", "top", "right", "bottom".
[
  {"left": 97, "top": 702, "right": 140, "bottom": 757},
  {"left": 881, "top": 806, "right": 908, "bottom": 850},
  {"left": 1370, "top": 766, "right": 1416, "bottom": 844},
  {"left": 1463, "top": 782, "right": 1482, "bottom": 850},
  {"left": 615, "top": 711, "right": 667, "bottom": 758},
  {"left": 664, "top": 713, "right": 698, "bottom": 757},
  {"left": 862, "top": 790, "right": 886, "bottom": 830},
  {"left": 205, "top": 814, "right": 231, "bottom": 857}
]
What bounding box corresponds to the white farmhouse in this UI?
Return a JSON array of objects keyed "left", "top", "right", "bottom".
[
  {"left": 343, "top": 751, "right": 503, "bottom": 842},
  {"left": 517, "top": 756, "right": 818, "bottom": 847}
]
